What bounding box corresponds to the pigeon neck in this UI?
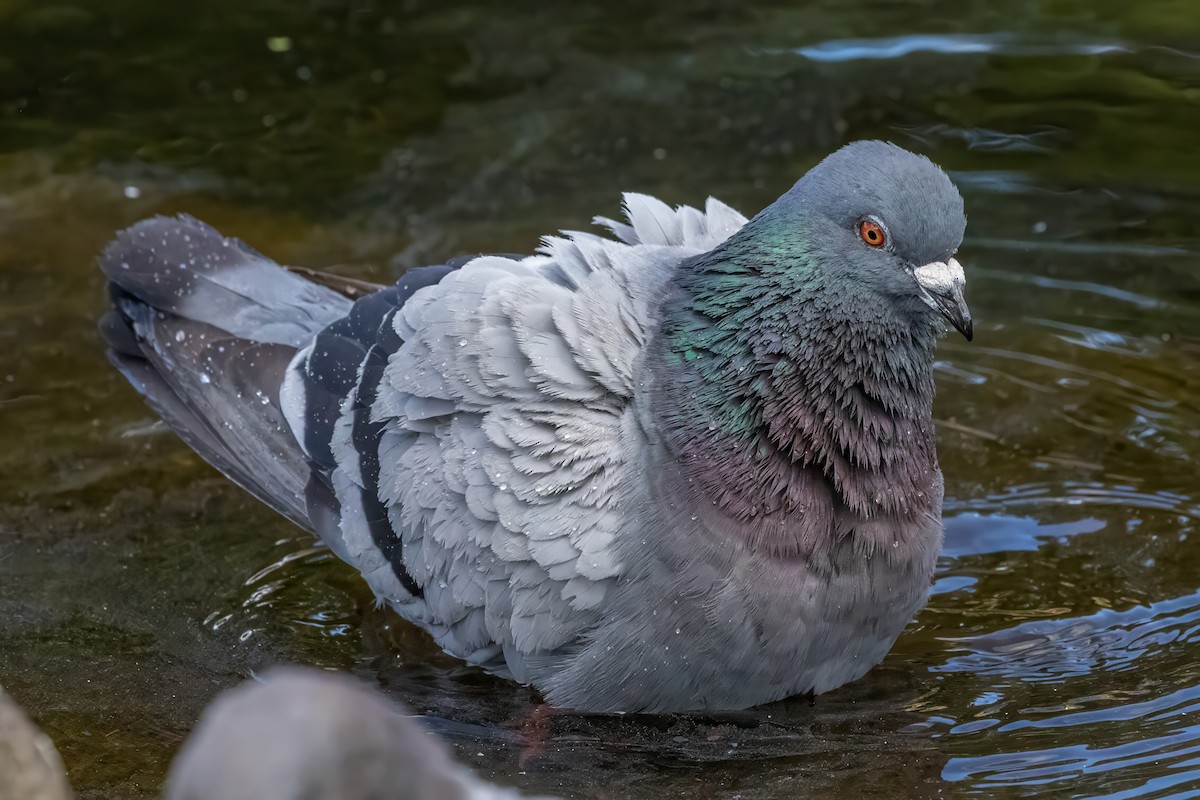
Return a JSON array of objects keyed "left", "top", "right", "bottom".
[{"left": 649, "top": 235, "right": 941, "bottom": 537}]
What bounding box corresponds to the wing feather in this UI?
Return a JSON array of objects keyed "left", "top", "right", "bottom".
[{"left": 341, "top": 195, "right": 749, "bottom": 672}]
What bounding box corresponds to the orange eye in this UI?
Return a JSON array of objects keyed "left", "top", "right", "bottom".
[{"left": 859, "top": 219, "right": 887, "bottom": 247}]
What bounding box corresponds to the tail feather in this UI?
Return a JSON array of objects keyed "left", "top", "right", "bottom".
[
  {"left": 101, "top": 215, "right": 350, "bottom": 347},
  {"left": 98, "top": 216, "right": 354, "bottom": 530},
  {"left": 99, "top": 215, "right": 475, "bottom": 601}
]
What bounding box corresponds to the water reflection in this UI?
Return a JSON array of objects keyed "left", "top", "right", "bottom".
[
  {"left": 939, "top": 590, "right": 1200, "bottom": 681},
  {"left": 945, "top": 719, "right": 1200, "bottom": 796},
  {"left": 789, "top": 34, "right": 1134, "bottom": 62}
]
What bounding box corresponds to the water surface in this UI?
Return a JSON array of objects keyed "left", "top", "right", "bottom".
[{"left": 1, "top": 1, "right": 1199, "bottom": 798}]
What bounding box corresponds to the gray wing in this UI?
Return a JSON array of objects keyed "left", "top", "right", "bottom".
[{"left": 293, "top": 193, "right": 748, "bottom": 680}]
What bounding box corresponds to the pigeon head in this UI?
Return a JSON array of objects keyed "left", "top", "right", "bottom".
[
  {"left": 657, "top": 140, "right": 971, "bottom": 514},
  {"left": 765, "top": 140, "right": 972, "bottom": 340}
]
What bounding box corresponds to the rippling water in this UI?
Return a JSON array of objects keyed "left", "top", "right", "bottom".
[{"left": 1, "top": 1, "right": 1199, "bottom": 798}]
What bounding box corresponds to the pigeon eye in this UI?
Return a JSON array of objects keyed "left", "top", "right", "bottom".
[{"left": 859, "top": 218, "right": 887, "bottom": 248}]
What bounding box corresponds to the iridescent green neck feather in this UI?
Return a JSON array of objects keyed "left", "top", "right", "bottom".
[{"left": 648, "top": 209, "right": 941, "bottom": 552}]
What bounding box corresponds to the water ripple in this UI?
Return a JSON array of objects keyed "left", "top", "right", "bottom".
[
  {"left": 974, "top": 266, "right": 1180, "bottom": 309},
  {"left": 789, "top": 33, "right": 1131, "bottom": 62},
  {"left": 902, "top": 124, "right": 1067, "bottom": 154},
  {"left": 948, "top": 482, "right": 1200, "bottom": 520},
  {"left": 971, "top": 239, "right": 1190, "bottom": 260},
  {"left": 967, "top": 346, "right": 1184, "bottom": 407},
  {"left": 942, "top": 512, "right": 1107, "bottom": 559},
  {"left": 1034, "top": 320, "right": 1163, "bottom": 359},
  {"left": 936, "top": 590, "right": 1200, "bottom": 682},
  {"left": 944, "top": 721, "right": 1200, "bottom": 794}
]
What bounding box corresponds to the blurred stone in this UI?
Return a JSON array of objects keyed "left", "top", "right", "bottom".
[
  {"left": 166, "top": 667, "right": 546, "bottom": 800},
  {"left": 0, "top": 685, "right": 73, "bottom": 800}
]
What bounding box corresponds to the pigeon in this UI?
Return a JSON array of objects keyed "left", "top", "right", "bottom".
[
  {"left": 166, "top": 668, "right": 546, "bottom": 800},
  {"left": 98, "top": 140, "right": 971, "bottom": 713}
]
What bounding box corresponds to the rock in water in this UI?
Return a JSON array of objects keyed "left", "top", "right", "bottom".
[
  {"left": 165, "top": 668, "right": 544, "bottom": 800},
  {"left": 98, "top": 140, "right": 971, "bottom": 712},
  {"left": 0, "top": 685, "right": 73, "bottom": 800}
]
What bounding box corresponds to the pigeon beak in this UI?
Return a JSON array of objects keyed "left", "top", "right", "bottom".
[{"left": 914, "top": 257, "right": 973, "bottom": 341}]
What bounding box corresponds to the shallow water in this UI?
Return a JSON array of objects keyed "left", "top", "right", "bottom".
[{"left": 2, "top": 1, "right": 1199, "bottom": 798}]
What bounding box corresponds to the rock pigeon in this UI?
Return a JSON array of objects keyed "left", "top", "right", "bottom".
[
  {"left": 166, "top": 668, "right": 546, "bottom": 800},
  {"left": 98, "top": 140, "right": 971, "bottom": 713}
]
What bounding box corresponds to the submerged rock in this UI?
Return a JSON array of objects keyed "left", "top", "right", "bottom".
[{"left": 0, "top": 685, "right": 73, "bottom": 800}]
